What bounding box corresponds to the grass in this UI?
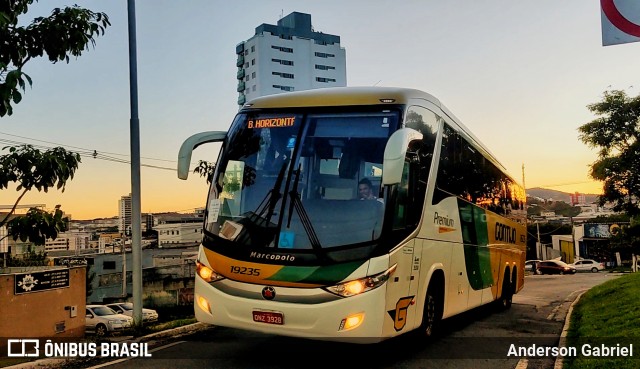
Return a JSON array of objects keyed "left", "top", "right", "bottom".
[{"left": 563, "top": 272, "right": 640, "bottom": 369}]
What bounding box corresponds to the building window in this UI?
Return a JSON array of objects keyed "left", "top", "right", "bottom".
[
  {"left": 316, "top": 77, "right": 336, "bottom": 83},
  {"left": 252, "top": 85, "right": 256, "bottom": 91},
  {"left": 251, "top": 45, "right": 255, "bottom": 52},
  {"left": 103, "top": 261, "right": 116, "bottom": 270},
  {"left": 314, "top": 39, "right": 331, "bottom": 45},
  {"left": 271, "top": 58, "right": 294, "bottom": 66},
  {"left": 273, "top": 85, "right": 294, "bottom": 92},
  {"left": 245, "top": 75, "right": 249, "bottom": 82},
  {"left": 315, "top": 64, "right": 335, "bottom": 70},
  {"left": 252, "top": 72, "right": 256, "bottom": 78},
  {"left": 272, "top": 45, "right": 293, "bottom": 53},
  {"left": 279, "top": 34, "right": 293, "bottom": 40},
  {"left": 315, "top": 52, "right": 335, "bottom": 58},
  {"left": 251, "top": 59, "right": 255, "bottom": 66},
  {"left": 273, "top": 72, "right": 294, "bottom": 79}
]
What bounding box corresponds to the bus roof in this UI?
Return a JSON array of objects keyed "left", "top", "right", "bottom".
[{"left": 241, "top": 86, "right": 441, "bottom": 109}]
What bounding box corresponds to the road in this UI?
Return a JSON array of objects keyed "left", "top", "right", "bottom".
[{"left": 77, "top": 272, "right": 620, "bottom": 369}]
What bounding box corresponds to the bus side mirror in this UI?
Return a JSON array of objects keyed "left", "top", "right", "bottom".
[
  {"left": 177, "top": 131, "right": 227, "bottom": 180},
  {"left": 382, "top": 128, "right": 423, "bottom": 185}
]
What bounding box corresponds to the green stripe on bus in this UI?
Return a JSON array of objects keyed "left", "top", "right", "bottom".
[
  {"left": 266, "top": 266, "right": 318, "bottom": 282},
  {"left": 265, "top": 261, "right": 364, "bottom": 284},
  {"left": 300, "top": 261, "right": 364, "bottom": 284},
  {"left": 460, "top": 200, "right": 493, "bottom": 290}
]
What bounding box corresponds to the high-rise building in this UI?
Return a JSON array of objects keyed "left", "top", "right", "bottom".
[
  {"left": 236, "top": 11, "right": 347, "bottom": 106},
  {"left": 118, "top": 193, "right": 132, "bottom": 236},
  {"left": 570, "top": 192, "right": 586, "bottom": 206}
]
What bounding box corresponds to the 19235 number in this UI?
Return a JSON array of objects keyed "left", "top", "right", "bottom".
[{"left": 230, "top": 266, "right": 260, "bottom": 276}]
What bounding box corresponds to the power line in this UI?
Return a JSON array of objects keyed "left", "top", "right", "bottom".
[
  {"left": 0, "top": 132, "right": 214, "bottom": 172},
  {"left": 0, "top": 131, "right": 177, "bottom": 163}
]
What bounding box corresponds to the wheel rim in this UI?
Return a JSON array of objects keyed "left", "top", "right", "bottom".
[{"left": 96, "top": 325, "right": 106, "bottom": 337}]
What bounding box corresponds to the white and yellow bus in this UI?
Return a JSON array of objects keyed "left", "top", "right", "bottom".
[{"left": 177, "top": 87, "right": 526, "bottom": 343}]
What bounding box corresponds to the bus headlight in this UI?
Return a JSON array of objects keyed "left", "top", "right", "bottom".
[
  {"left": 325, "top": 264, "right": 397, "bottom": 297},
  {"left": 197, "top": 261, "right": 225, "bottom": 283}
]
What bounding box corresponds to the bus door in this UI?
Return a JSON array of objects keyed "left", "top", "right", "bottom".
[{"left": 385, "top": 239, "right": 420, "bottom": 334}]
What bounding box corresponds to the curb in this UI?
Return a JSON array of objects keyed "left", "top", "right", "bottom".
[
  {"left": 2, "top": 322, "right": 212, "bottom": 369},
  {"left": 553, "top": 290, "right": 586, "bottom": 369}
]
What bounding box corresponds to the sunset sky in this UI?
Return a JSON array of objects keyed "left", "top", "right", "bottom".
[{"left": 2, "top": 0, "right": 640, "bottom": 220}]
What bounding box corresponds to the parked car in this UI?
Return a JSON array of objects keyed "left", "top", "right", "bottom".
[
  {"left": 571, "top": 259, "right": 605, "bottom": 273},
  {"left": 85, "top": 305, "right": 133, "bottom": 337},
  {"left": 106, "top": 302, "right": 159, "bottom": 323},
  {"left": 525, "top": 260, "right": 542, "bottom": 274},
  {"left": 537, "top": 260, "right": 577, "bottom": 275}
]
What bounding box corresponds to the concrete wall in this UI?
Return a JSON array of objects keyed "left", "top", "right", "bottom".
[{"left": 0, "top": 266, "right": 86, "bottom": 338}]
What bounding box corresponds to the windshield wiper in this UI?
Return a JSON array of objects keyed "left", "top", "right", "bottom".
[
  {"left": 285, "top": 164, "right": 322, "bottom": 251},
  {"left": 253, "top": 160, "right": 288, "bottom": 225}
]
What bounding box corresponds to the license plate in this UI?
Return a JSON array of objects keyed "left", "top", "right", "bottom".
[{"left": 253, "top": 311, "right": 284, "bottom": 325}]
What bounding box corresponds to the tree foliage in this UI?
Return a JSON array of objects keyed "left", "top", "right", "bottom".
[
  {"left": 578, "top": 90, "right": 640, "bottom": 216},
  {"left": 0, "top": 144, "right": 80, "bottom": 245},
  {"left": 193, "top": 160, "right": 215, "bottom": 184},
  {"left": 0, "top": 0, "right": 110, "bottom": 116}
]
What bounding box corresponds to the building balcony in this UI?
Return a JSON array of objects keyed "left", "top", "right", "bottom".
[
  {"left": 237, "top": 69, "right": 245, "bottom": 80},
  {"left": 237, "top": 81, "right": 246, "bottom": 92},
  {"left": 237, "top": 94, "right": 246, "bottom": 105},
  {"left": 236, "top": 42, "right": 244, "bottom": 55},
  {"left": 236, "top": 55, "right": 244, "bottom": 67}
]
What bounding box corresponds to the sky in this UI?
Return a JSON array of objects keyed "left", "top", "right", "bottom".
[{"left": 2, "top": 0, "right": 640, "bottom": 220}]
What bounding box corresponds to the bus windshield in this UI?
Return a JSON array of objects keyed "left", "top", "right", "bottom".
[{"left": 204, "top": 108, "right": 400, "bottom": 251}]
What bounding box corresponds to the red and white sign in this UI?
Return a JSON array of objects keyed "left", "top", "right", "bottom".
[{"left": 601, "top": 0, "right": 640, "bottom": 46}]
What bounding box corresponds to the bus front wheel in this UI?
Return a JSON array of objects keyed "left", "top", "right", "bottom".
[{"left": 418, "top": 283, "right": 443, "bottom": 339}]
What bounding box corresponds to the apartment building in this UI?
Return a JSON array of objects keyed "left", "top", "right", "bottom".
[{"left": 236, "top": 11, "right": 346, "bottom": 106}]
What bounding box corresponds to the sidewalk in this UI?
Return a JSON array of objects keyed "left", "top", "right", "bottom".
[{"left": 2, "top": 322, "right": 212, "bottom": 369}]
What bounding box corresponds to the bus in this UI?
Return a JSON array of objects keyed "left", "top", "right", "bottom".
[{"left": 177, "top": 87, "right": 527, "bottom": 343}]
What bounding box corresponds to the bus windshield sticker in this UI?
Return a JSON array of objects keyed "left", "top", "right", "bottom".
[
  {"left": 278, "top": 231, "right": 295, "bottom": 249},
  {"left": 208, "top": 199, "right": 220, "bottom": 223},
  {"left": 247, "top": 117, "right": 296, "bottom": 129}
]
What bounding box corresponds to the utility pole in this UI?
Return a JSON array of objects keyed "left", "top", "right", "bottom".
[
  {"left": 127, "top": 0, "right": 143, "bottom": 327},
  {"left": 536, "top": 221, "right": 542, "bottom": 260}
]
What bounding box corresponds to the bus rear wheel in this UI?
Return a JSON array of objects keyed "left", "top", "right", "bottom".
[{"left": 499, "top": 273, "right": 512, "bottom": 310}]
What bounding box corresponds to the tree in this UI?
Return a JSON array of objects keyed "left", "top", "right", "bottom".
[
  {"left": 193, "top": 160, "right": 215, "bottom": 184},
  {"left": 0, "top": 144, "right": 80, "bottom": 245},
  {"left": 0, "top": 0, "right": 110, "bottom": 116},
  {"left": 578, "top": 90, "right": 640, "bottom": 216}
]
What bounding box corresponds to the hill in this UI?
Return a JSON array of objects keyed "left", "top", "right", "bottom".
[{"left": 526, "top": 187, "right": 600, "bottom": 204}]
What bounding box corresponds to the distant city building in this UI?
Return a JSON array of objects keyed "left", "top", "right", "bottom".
[
  {"left": 118, "top": 193, "right": 132, "bottom": 235},
  {"left": 570, "top": 192, "right": 586, "bottom": 206},
  {"left": 236, "top": 11, "right": 347, "bottom": 106},
  {"left": 154, "top": 215, "right": 203, "bottom": 247}
]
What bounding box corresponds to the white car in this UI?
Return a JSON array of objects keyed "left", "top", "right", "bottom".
[
  {"left": 525, "top": 260, "right": 542, "bottom": 274},
  {"left": 571, "top": 259, "right": 605, "bottom": 273},
  {"left": 106, "top": 302, "right": 159, "bottom": 323},
  {"left": 85, "top": 305, "right": 133, "bottom": 337}
]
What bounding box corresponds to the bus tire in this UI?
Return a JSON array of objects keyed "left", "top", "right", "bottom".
[
  {"left": 418, "top": 277, "right": 444, "bottom": 339},
  {"left": 498, "top": 270, "right": 512, "bottom": 310}
]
